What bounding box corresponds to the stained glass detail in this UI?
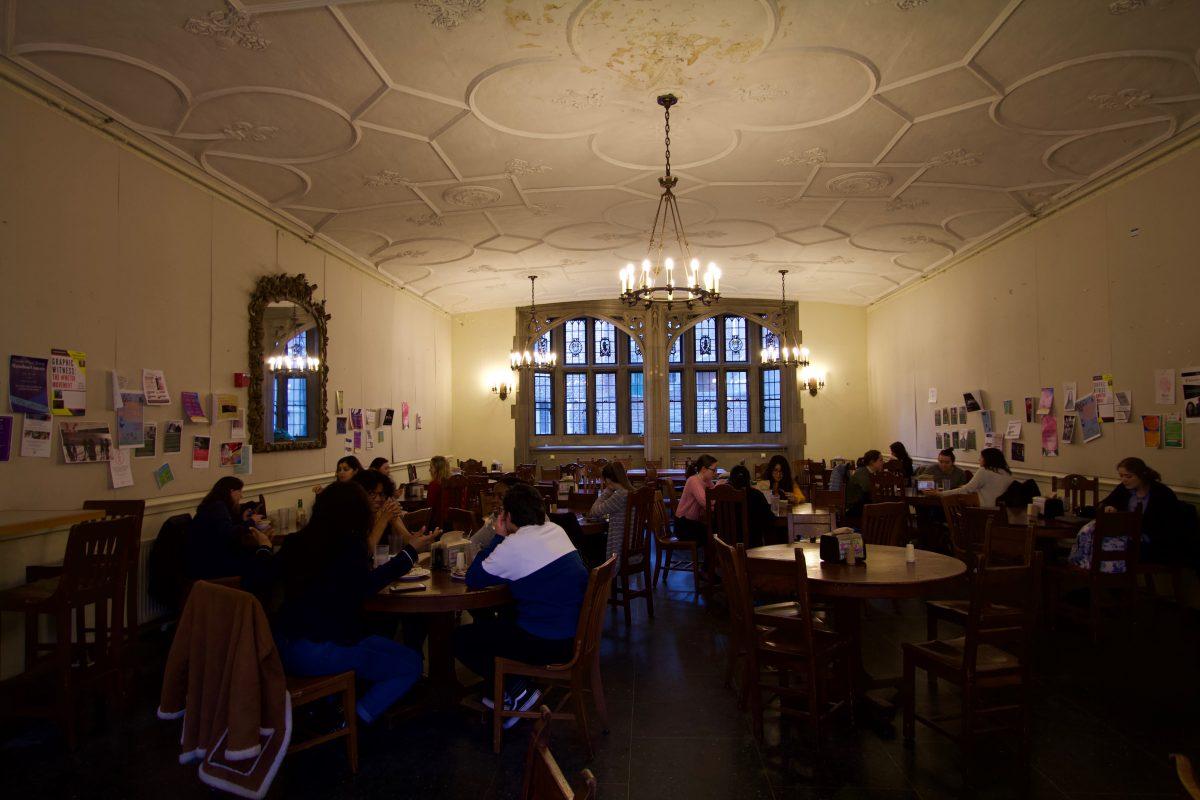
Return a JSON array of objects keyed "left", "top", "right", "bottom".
[
  {"left": 668, "top": 371, "right": 683, "bottom": 434},
  {"left": 724, "top": 316, "right": 747, "bottom": 362},
  {"left": 564, "top": 319, "right": 587, "bottom": 365},
  {"left": 694, "top": 318, "right": 716, "bottom": 362},
  {"left": 630, "top": 371, "right": 644, "bottom": 435},
  {"left": 630, "top": 334, "right": 643, "bottom": 365},
  {"left": 594, "top": 320, "right": 615, "bottom": 364},
  {"left": 696, "top": 371, "right": 718, "bottom": 433}
]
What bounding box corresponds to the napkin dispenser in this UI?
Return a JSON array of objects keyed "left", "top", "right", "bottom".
[{"left": 819, "top": 529, "right": 866, "bottom": 563}]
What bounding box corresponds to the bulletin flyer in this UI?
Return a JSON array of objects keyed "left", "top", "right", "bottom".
[
  {"left": 9, "top": 355, "right": 49, "bottom": 415},
  {"left": 1142, "top": 415, "right": 1162, "bottom": 449},
  {"left": 1075, "top": 395, "right": 1103, "bottom": 443},
  {"left": 143, "top": 369, "right": 171, "bottom": 405},
  {"left": 48, "top": 348, "right": 87, "bottom": 416}
]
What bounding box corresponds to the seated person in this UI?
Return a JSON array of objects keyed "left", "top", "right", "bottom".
[
  {"left": 470, "top": 475, "right": 521, "bottom": 550},
  {"left": 727, "top": 465, "right": 772, "bottom": 549},
  {"left": 765, "top": 455, "right": 805, "bottom": 505},
  {"left": 353, "top": 468, "right": 415, "bottom": 550},
  {"left": 426, "top": 455, "right": 453, "bottom": 529},
  {"left": 273, "top": 481, "right": 436, "bottom": 724},
  {"left": 889, "top": 441, "right": 915, "bottom": 483},
  {"left": 589, "top": 462, "right": 634, "bottom": 560},
  {"left": 368, "top": 457, "right": 391, "bottom": 476},
  {"left": 844, "top": 450, "right": 883, "bottom": 519},
  {"left": 454, "top": 484, "right": 588, "bottom": 724},
  {"left": 312, "top": 455, "right": 362, "bottom": 495},
  {"left": 1094, "top": 457, "right": 1181, "bottom": 565},
  {"left": 933, "top": 448, "right": 1014, "bottom": 508},
  {"left": 918, "top": 447, "right": 970, "bottom": 490},
  {"left": 186, "top": 476, "right": 272, "bottom": 582},
  {"left": 673, "top": 454, "right": 718, "bottom": 544}
]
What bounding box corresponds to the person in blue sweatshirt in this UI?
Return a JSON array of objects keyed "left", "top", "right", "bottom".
[{"left": 455, "top": 482, "right": 588, "bottom": 722}]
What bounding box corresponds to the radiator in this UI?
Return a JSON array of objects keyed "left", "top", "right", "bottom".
[{"left": 137, "top": 537, "right": 170, "bottom": 624}]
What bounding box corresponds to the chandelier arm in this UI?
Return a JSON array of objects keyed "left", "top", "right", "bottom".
[
  {"left": 645, "top": 193, "right": 669, "bottom": 261},
  {"left": 667, "top": 194, "right": 693, "bottom": 266}
]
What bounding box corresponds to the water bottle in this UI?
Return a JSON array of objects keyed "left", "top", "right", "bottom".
[
  {"left": 296, "top": 498, "right": 307, "bottom": 528},
  {"left": 906, "top": 542, "right": 916, "bottom": 564}
]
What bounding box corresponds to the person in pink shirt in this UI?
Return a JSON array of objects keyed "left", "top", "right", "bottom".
[{"left": 673, "top": 454, "right": 718, "bottom": 545}]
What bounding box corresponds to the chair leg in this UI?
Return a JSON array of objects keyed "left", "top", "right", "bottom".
[
  {"left": 571, "top": 673, "right": 593, "bottom": 758},
  {"left": 589, "top": 656, "right": 609, "bottom": 734},
  {"left": 492, "top": 666, "right": 506, "bottom": 754},
  {"left": 925, "top": 609, "right": 938, "bottom": 693},
  {"left": 691, "top": 546, "right": 701, "bottom": 594},
  {"left": 344, "top": 678, "right": 359, "bottom": 774},
  {"left": 622, "top": 574, "right": 633, "bottom": 628},
  {"left": 643, "top": 564, "right": 655, "bottom": 620},
  {"left": 902, "top": 653, "right": 915, "bottom": 745}
]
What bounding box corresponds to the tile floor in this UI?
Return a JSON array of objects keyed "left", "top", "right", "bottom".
[{"left": 1, "top": 571, "right": 1196, "bottom": 799}]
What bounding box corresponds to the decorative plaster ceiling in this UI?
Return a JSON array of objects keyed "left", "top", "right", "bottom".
[{"left": 4, "top": 0, "right": 1199, "bottom": 312}]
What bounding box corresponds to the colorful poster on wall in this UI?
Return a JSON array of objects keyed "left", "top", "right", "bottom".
[
  {"left": 1062, "top": 413, "right": 1077, "bottom": 445},
  {"left": 0, "top": 415, "right": 11, "bottom": 462},
  {"left": 1037, "top": 387, "right": 1054, "bottom": 416},
  {"left": 60, "top": 420, "right": 113, "bottom": 463},
  {"left": 350, "top": 408, "right": 364, "bottom": 430},
  {"left": 234, "top": 444, "right": 253, "bottom": 475},
  {"left": 335, "top": 389, "right": 345, "bottom": 415},
  {"left": 401, "top": 402, "right": 411, "bottom": 430},
  {"left": 1154, "top": 369, "right": 1175, "bottom": 405},
  {"left": 220, "top": 441, "right": 244, "bottom": 468},
  {"left": 415, "top": 414, "right": 422, "bottom": 430},
  {"left": 230, "top": 410, "right": 246, "bottom": 440},
  {"left": 1063, "top": 382, "right": 1077, "bottom": 411},
  {"left": 1041, "top": 415, "right": 1058, "bottom": 457},
  {"left": 1164, "top": 414, "right": 1183, "bottom": 448},
  {"left": 135, "top": 422, "right": 157, "bottom": 458},
  {"left": 1093, "top": 373, "right": 1115, "bottom": 422},
  {"left": 1010, "top": 441, "right": 1025, "bottom": 462},
  {"left": 182, "top": 392, "right": 209, "bottom": 424},
  {"left": 142, "top": 369, "right": 171, "bottom": 405},
  {"left": 1182, "top": 367, "right": 1200, "bottom": 424},
  {"left": 212, "top": 393, "right": 239, "bottom": 421},
  {"left": 1024, "top": 397, "right": 1035, "bottom": 423},
  {"left": 192, "top": 435, "right": 211, "bottom": 469},
  {"left": 116, "top": 391, "right": 145, "bottom": 448},
  {"left": 1076, "top": 395, "right": 1103, "bottom": 443},
  {"left": 336, "top": 416, "right": 347, "bottom": 435},
  {"left": 20, "top": 414, "right": 52, "bottom": 458},
  {"left": 154, "top": 462, "right": 175, "bottom": 490},
  {"left": 9, "top": 355, "right": 49, "bottom": 415},
  {"left": 1142, "top": 415, "right": 1162, "bottom": 448},
  {"left": 48, "top": 348, "right": 87, "bottom": 416},
  {"left": 365, "top": 409, "right": 377, "bottom": 430},
  {"left": 163, "top": 420, "right": 183, "bottom": 454},
  {"left": 980, "top": 410, "right": 994, "bottom": 435},
  {"left": 353, "top": 430, "right": 363, "bottom": 450},
  {"left": 383, "top": 408, "right": 395, "bottom": 426},
  {"left": 963, "top": 390, "right": 983, "bottom": 413}
]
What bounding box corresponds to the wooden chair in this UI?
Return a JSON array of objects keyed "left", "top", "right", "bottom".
[
  {"left": 403, "top": 507, "right": 431, "bottom": 532},
  {"left": 558, "top": 462, "right": 584, "bottom": 483},
  {"left": 534, "top": 483, "right": 558, "bottom": 511},
  {"left": 521, "top": 706, "right": 597, "bottom": 800},
  {"left": 82, "top": 500, "right": 145, "bottom": 643},
  {"left": 810, "top": 489, "right": 846, "bottom": 529},
  {"left": 567, "top": 489, "right": 597, "bottom": 514},
  {"left": 718, "top": 538, "right": 854, "bottom": 743},
  {"left": 1051, "top": 474, "right": 1100, "bottom": 514},
  {"left": 941, "top": 494, "right": 983, "bottom": 566},
  {"left": 705, "top": 483, "right": 750, "bottom": 547},
  {"left": 441, "top": 474, "right": 470, "bottom": 522},
  {"left": 577, "top": 461, "right": 605, "bottom": 492},
  {"left": 0, "top": 516, "right": 134, "bottom": 748},
  {"left": 902, "top": 543, "right": 1041, "bottom": 760},
  {"left": 286, "top": 671, "right": 358, "bottom": 773},
  {"left": 1044, "top": 511, "right": 1142, "bottom": 643},
  {"left": 641, "top": 465, "right": 658, "bottom": 487},
  {"left": 1172, "top": 754, "right": 1200, "bottom": 800},
  {"left": 869, "top": 470, "right": 907, "bottom": 500},
  {"left": 608, "top": 485, "right": 655, "bottom": 626},
  {"left": 808, "top": 468, "right": 831, "bottom": 492},
  {"left": 650, "top": 489, "right": 702, "bottom": 593},
  {"left": 493, "top": 557, "right": 618, "bottom": 754},
  {"left": 460, "top": 458, "right": 487, "bottom": 476},
  {"left": 860, "top": 502, "right": 907, "bottom": 546},
  {"left": 516, "top": 463, "right": 538, "bottom": 483},
  {"left": 445, "top": 507, "right": 476, "bottom": 535}
]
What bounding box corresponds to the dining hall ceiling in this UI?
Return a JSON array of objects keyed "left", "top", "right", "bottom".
[{"left": 4, "top": 0, "right": 1200, "bottom": 312}]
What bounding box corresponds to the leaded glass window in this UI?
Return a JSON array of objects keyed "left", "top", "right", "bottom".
[
  {"left": 594, "top": 320, "right": 615, "bottom": 364},
  {"left": 565, "top": 373, "right": 587, "bottom": 434},
  {"left": 629, "top": 335, "right": 643, "bottom": 365},
  {"left": 762, "top": 369, "right": 781, "bottom": 433},
  {"left": 564, "top": 319, "right": 587, "bottom": 365},
  {"left": 696, "top": 371, "right": 718, "bottom": 433},
  {"left": 668, "top": 371, "right": 683, "bottom": 434},
  {"left": 694, "top": 318, "right": 717, "bottom": 363},
  {"left": 630, "top": 371, "right": 644, "bottom": 435},
  {"left": 726, "top": 371, "right": 748, "bottom": 433},
  {"left": 286, "top": 377, "right": 308, "bottom": 438},
  {"left": 762, "top": 326, "right": 778, "bottom": 353},
  {"left": 595, "top": 373, "right": 617, "bottom": 434},
  {"left": 724, "top": 316, "right": 747, "bottom": 362},
  {"left": 534, "top": 331, "right": 551, "bottom": 360},
  {"left": 534, "top": 372, "right": 552, "bottom": 435},
  {"left": 668, "top": 334, "right": 682, "bottom": 364}
]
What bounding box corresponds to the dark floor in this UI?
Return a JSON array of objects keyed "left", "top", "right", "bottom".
[{"left": 2, "top": 571, "right": 1197, "bottom": 799}]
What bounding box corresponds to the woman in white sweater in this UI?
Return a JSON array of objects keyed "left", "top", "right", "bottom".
[
  {"left": 935, "top": 447, "right": 1015, "bottom": 508},
  {"left": 589, "top": 461, "right": 635, "bottom": 559}
]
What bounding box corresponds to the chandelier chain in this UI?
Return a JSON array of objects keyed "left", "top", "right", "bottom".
[{"left": 663, "top": 101, "right": 671, "bottom": 179}]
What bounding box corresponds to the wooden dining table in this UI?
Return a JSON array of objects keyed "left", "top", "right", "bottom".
[
  {"left": 363, "top": 568, "right": 512, "bottom": 707},
  {"left": 746, "top": 541, "right": 966, "bottom": 724}
]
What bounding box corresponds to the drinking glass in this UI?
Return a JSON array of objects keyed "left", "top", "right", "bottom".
[
  {"left": 374, "top": 545, "right": 390, "bottom": 567},
  {"left": 941, "top": 479, "right": 950, "bottom": 491}
]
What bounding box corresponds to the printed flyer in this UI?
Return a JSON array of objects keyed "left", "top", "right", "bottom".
[
  {"left": 49, "top": 348, "right": 87, "bottom": 416},
  {"left": 20, "top": 414, "right": 52, "bottom": 458},
  {"left": 60, "top": 420, "right": 114, "bottom": 463},
  {"left": 9, "top": 355, "right": 49, "bottom": 414}
]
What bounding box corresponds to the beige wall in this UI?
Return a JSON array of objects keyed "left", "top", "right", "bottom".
[
  {"left": 448, "top": 301, "right": 870, "bottom": 467},
  {"left": 0, "top": 82, "right": 452, "bottom": 672},
  {"left": 450, "top": 307, "right": 517, "bottom": 469},
  {"left": 867, "top": 140, "right": 1200, "bottom": 494}
]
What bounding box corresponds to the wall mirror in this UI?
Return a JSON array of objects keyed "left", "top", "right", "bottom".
[{"left": 248, "top": 273, "right": 330, "bottom": 452}]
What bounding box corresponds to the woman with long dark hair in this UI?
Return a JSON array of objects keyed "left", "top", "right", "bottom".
[
  {"left": 889, "top": 441, "right": 915, "bottom": 482},
  {"left": 728, "top": 465, "right": 772, "bottom": 549},
  {"left": 1097, "top": 457, "right": 1181, "bottom": 563},
  {"left": 589, "top": 461, "right": 635, "bottom": 559},
  {"left": 675, "top": 454, "right": 718, "bottom": 544},
  {"left": 765, "top": 455, "right": 805, "bottom": 504},
  {"left": 368, "top": 457, "right": 391, "bottom": 476},
  {"left": 274, "top": 481, "right": 436, "bottom": 724},
  {"left": 312, "top": 455, "right": 364, "bottom": 495},
  {"left": 186, "top": 476, "right": 271, "bottom": 581},
  {"left": 936, "top": 447, "right": 1013, "bottom": 508}
]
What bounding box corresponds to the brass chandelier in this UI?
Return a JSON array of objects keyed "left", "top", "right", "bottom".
[
  {"left": 510, "top": 275, "right": 557, "bottom": 371},
  {"left": 760, "top": 270, "right": 810, "bottom": 368}
]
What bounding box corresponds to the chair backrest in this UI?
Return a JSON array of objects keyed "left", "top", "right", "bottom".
[
  {"left": 407, "top": 463, "right": 418, "bottom": 482},
  {"left": 466, "top": 475, "right": 490, "bottom": 514},
  {"left": 521, "top": 707, "right": 597, "bottom": 800},
  {"left": 558, "top": 462, "right": 584, "bottom": 482},
  {"left": 981, "top": 522, "right": 1035, "bottom": 567},
  {"left": 941, "top": 494, "right": 982, "bottom": 563},
  {"left": 882, "top": 459, "right": 907, "bottom": 475},
  {"left": 963, "top": 548, "right": 1041, "bottom": 675},
  {"left": 83, "top": 499, "right": 146, "bottom": 529},
  {"left": 578, "top": 461, "right": 605, "bottom": 491},
  {"left": 460, "top": 458, "right": 486, "bottom": 475},
  {"left": 860, "top": 502, "right": 907, "bottom": 546},
  {"left": 720, "top": 538, "right": 816, "bottom": 655},
  {"left": 516, "top": 463, "right": 537, "bottom": 483},
  {"left": 621, "top": 485, "right": 655, "bottom": 569},
  {"left": 642, "top": 465, "right": 658, "bottom": 486},
  {"left": 148, "top": 512, "right": 193, "bottom": 611},
  {"left": 869, "top": 470, "right": 907, "bottom": 499},
  {"left": 442, "top": 473, "right": 470, "bottom": 508},
  {"left": 568, "top": 556, "right": 618, "bottom": 666},
  {"left": 1052, "top": 473, "right": 1100, "bottom": 513},
  {"left": 446, "top": 507, "right": 476, "bottom": 535},
  {"left": 705, "top": 484, "right": 749, "bottom": 547},
  {"left": 59, "top": 517, "right": 135, "bottom": 659},
  {"left": 711, "top": 535, "right": 753, "bottom": 639},
  {"left": 810, "top": 488, "right": 846, "bottom": 520},
  {"left": 752, "top": 463, "right": 767, "bottom": 481},
  {"left": 808, "top": 468, "right": 831, "bottom": 491},
  {"left": 1084, "top": 511, "right": 1141, "bottom": 578},
  {"left": 403, "top": 507, "right": 431, "bottom": 532},
  {"left": 567, "top": 489, "right": 597, "bottom": 513},
  {"left": 534, "top": 483, "right": 557, "bottom": 509}
]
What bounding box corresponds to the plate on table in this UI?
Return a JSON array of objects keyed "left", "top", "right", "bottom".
[{"left": 397, "top": 567, "right": 431, "bottom": 581}]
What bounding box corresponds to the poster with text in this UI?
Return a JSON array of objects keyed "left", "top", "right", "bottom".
[
  {"left": 1037, "top": 387, "right": 1054, "bottom": 416},
  {"left": 182, "top": 391, "right": 209, "bottom": 423},
  {"left": 108, "top": 447, "right": 133, "bottom": 489},
  {"left": 20, "top": 414, "right": 52, "bottom": 458},
  {"left": 1041, "top": 415, "right": 1058, "bottom": 457},
  {"left": 49, "top": 348, "right": 87, "bottom": 416},
  {"left": 163, "top": 420, "right": 183, "bottom": 454},
  {"left": 135, "top": 422, "right": 157, "bottom": 458},
  {"left": 1154, "top": 369, "right": 1175, "bottom": 405},
  {"left": 60, "top": 420, "right": 113, "bottom": 463},
  {"left": 234, "top": 444, "right": 253, "bottom": 475},
  {"left": 350, "top": 408, "right": 364, "bottom": 430},
  {"left": 1164, "top": 414, "right": 1183, "bottom": 449},
  {"left": 9, "top": 355, "right": 49, "bottom": 415},
  {"left": 980, "top": 410, "right": 994, "bottom": 435},
  {"left": 115, "top": 391, "right": 145, "bottom": 448},
  {"left": 963, "top": 390, "right": 983, "bottom": 413},
  {"left": 1004, "top": 420, "right": 1022, "bottom": 440},
  {"left": 1182, "top": 367, "right": 1200, "bottom": 423},
  {"left": 1093, "top": 373, "right": 1115, "bottom": 421},
  {"left": 336, "top": 416, "right": 347, "bottom": 435},
  {"left": 1075, "top": 395, "right": 1102, "bottom": 443},
  {"left": 1114, "top": 390, "right": 1132, "bottom": 423},
  {"left": 1063, "top": 382, "right": 1077, "bottom": 411},
  {"left": 192, "top": 435, "right": 211, "bottom": 469},
  {"left": 0, "top": 415, "right": 11, "bottom": 462},
  {"left": 1061, "top": 413, "right": 1077, "bottom": 445},
  {"left": 212, "top": 393, "right": 239, "bottom": 421},
  {"left": 1142, "top": 415, "right": 1162, "bottom": 449},
  {"left": 230, "top": 410, "right": 246, "bottom": 440},
  {"left": 1010, "top": 441, "right": 1025, "bottom": 463},
  {"left": 142, "top": 369, "right": 171, "bottom": 405}
]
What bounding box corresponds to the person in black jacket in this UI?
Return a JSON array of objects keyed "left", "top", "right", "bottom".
[
  {"left": 728, "top": 465, "right": 772, "bottom": 548},
  {"left": 185, "top": 477, "right": 272, "bottom": 582},
  {"left": 1100, "top": 457, "right": 1181, "bottom": 565},
  {"left": 273, "top": 481, "right": 436, "bottom": 724}
]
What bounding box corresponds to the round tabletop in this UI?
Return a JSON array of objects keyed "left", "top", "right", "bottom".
[
  {"left": 746, "top": 542, "right": 966, "bottom": 599},
  {"left": 362, "top": 570, "right": 512, "bottom": 614}
]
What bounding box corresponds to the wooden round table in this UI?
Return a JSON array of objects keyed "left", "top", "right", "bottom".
[
  {"left": 746, "top": 543, "right": 966, "bottom": 724},
  {"left": 364, "top": 570, "right": 512, "bottom": 706}
]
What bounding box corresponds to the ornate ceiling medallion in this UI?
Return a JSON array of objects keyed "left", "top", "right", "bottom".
[
  {"left": 442, "top": 185, "right": 503, "bottom": 208},
  {"left": 364, "top": 170, "right": 410, "bottom": 188},
  {"left": 415, "top": 0, "right": 487, "bottom": 30},
  {"left": 826, "top": 171, "right": 893, "bottom": 194},
  {"left": 183, "top": 2, "right": 270, "bottom": 51}
]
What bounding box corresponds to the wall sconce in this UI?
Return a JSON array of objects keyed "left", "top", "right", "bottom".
[
  {"left": 799, "top": 366, "right": 826, "bottom": 397},
  {"left": 491, "top": 381, "right": 511, "bottom": 401}
]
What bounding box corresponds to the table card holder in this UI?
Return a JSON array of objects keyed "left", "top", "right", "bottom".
[{"left": 820, "top": 529, "right": 866, "bottom": 564}]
